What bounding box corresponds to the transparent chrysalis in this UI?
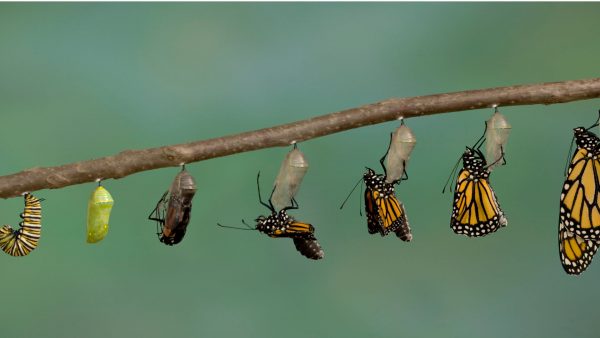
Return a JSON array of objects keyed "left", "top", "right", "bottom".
[
  {"left": 385, "top": 120, "right": 417, "bottom": 184},
  {"left": 86, "top": 185, "right": 114, "bottom": 243},
  {"left": 271, "top": 145, "right": 309, "bottom": 211},
  {"left": 148, "top": 167, "right": 197, "bottom": 246},
  {"left": 485, "top": 108, "right": 511, "bottom": 171}
]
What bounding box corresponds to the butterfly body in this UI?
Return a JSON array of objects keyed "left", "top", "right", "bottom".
[
  {"left": 255, "top": 210, "right": 316, "bottom": 240},
  {"left": 450, "top": 148, "right": 507, "bottom": 237},
  {"left": 363, "top": 168, "right": 411, "bottom": 240}
]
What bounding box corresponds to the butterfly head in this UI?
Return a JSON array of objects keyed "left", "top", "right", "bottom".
[{"left": 363, "top": 167, "right": 383, "bottom": 188}]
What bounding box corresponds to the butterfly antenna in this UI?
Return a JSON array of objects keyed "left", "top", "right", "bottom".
[
  {"left": 358, "top": 178, "right": 363, "bottom": 217},
  {"left": 217, "top": 219, "right": 255, "bottom": 231},
  {"left": 564, "top": 135, "right": 576, "bottom": 177},
  {"left": 442, "top": 154, "right": 462, "bottom": 194},
  {"left": 340, "top": 176, "right": 364, "bottom": 210}
]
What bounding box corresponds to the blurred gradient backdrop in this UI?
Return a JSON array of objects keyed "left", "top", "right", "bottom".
[{"left": 1, "top": 3, "right": 600, "bottom": 338}]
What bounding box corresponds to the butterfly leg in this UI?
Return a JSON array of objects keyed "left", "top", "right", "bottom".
[
  {"left": 256, "top": 172, "right": 275, "bottom": 212},
  {"left": 379, "top": 132, "right": 393, "bottom": 176}
]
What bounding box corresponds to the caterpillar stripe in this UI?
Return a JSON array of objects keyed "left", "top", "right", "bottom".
[{"left": 0, "top": 193, "right": 43, "bottom": 257}]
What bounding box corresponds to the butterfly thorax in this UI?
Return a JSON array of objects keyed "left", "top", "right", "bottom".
[
  {"left": 462, "top": 148, "right": 489, "bottom": 179},
  {"left": 574, "top": 127, "right": 600, "bottom": 153},
  {"left": 255, "top": 210, "right": 293, "bottom": 236},
  {"left": 363, "top": 168, "right": 395, "bottom": 197}
]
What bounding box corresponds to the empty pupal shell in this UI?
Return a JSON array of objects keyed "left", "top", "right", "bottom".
[
  {"left": 485, "top": 110, "right": 511, "bottom": 171},
  {"left": 385, "top": 123, "right": 417, "bottom": 183},
  {"left": 86, "top": 186, "right": 114, "bottom": 243},
  {"left": 271, "top": 147, "right": 309, "bottom": 211}
]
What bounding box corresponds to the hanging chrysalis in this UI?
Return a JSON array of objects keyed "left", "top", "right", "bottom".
[
  {"left": 385, "top": 119, "right": 417, "bottom": 184},
  {"left": 0, "top": 193, "right": 43, "bottom": 256},
  {"left": 149, "top": 167, "right": 197, "bottom": 246},
  {"left": 271, "top": 144, "right": 309, "bottom": 211},
  {"left": 86, "top": 184, "right": 114, "bottom": 243},
  {"left": 485, "top": 107, "right": 511, "bottom": 171}
]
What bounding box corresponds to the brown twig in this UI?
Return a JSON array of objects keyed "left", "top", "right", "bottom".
[{"left": 1, "top": 77, "right": 600, "bottom": 198}]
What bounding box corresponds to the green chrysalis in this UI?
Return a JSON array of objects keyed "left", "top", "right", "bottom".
[{"left": 86, "top": 185, "right": 114, "bottom": 243}]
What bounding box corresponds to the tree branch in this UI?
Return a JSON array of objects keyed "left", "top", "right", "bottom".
[{"left": 2, "top": 77, "right": 600, "bottom": 198}]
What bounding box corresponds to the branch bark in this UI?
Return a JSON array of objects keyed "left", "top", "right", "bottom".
[{"left": 2, "top": 77, "right": 600, "bottom": 198}]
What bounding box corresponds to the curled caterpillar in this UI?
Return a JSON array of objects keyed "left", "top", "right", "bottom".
[{"left": 0, "top": 193, "right": 43, "bottom": 257}]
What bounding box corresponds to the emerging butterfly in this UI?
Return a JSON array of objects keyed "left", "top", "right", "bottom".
[
  {"left": 218, "top": 173, "right": 323, "bottom": 260},
  {"left": 148, "top": 167, "right": 197, "bottom": 246},
  {"left": 363, "top": 168, "right": 411, "bottom": 241},
  {"left": 559, "top": 113, "right": 600, "bottom": 274},
  {"left": 447, "top": 132, "right": 507, "bottom": 237},
  {"left": 354, "top": 132, "right": 411, "bottom": 241}
]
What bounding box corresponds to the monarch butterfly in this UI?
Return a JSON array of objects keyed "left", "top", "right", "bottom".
[
  {"left": 86, "top": 184, "right": 114, "bottom": 243},
  {"left": 385, "top": 119, "right": 416, "bottom": 184},
  {"left": 271, "top": 143, "right": 309, "bottom": 211},
  {"left": 218, "top": 173, "right": 323, "bottom": 260},
  {"left": 448, "top": 138, "right": 507, "bottom": 237},
  {"left": 0, "top": 193, "right": 43, "bottom": 257},
  {"left": 363, "top": 167, "right": 412, "bottom": 241},
  {"left": 558, "top": 114, "right": 600, "bottom": 274},
  {"left": 560, "top": 119, "right": 600, "bottom": 241},
  {"left": 485, "top": 107, "right": 511, "bottom": 172},
  {"left": 149, "top": 167, "right": 197, "bottom": 246}
]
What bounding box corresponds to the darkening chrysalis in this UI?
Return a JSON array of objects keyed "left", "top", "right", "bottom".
[
  {"left": 385, "top": 120, "right": 417, "bottom": 184},
  {"left": 86, "top": 184, "right": 114, "bottom": 243},
  {"left": 149, "top": 167, "right": 197, "bottom": 246},
  {"left": 485, "top": 108, "right": 511, "bottom": 171},
  {"left": 271, "top": 145, "right": 309, "bottom": 211}
]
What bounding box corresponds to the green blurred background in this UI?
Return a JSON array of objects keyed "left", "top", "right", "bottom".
[{"left": 1, "top": 3, "right": 599, "bottom": 337}]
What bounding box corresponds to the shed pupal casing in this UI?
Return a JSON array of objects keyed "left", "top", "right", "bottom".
[
  {"left": 162, "top": 169, "right": 197, "bottom": 245},
  {"left": 86, "top": 185, "right": 114, "bottom": 243},
  {"left": 271, "top": 147, "right": 309, "bottom": 211},
  {"left": 385, "top": 122, "right": 417, "bottom": 184},
  {"left": 485, "top": 109, "right": 511, "bottom": 171}
]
